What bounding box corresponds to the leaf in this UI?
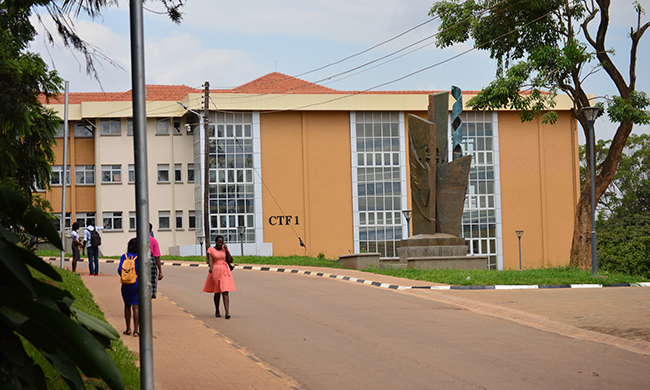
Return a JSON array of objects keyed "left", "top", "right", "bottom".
[{"left": 72, "top": 307, "right": 120, "bottom": 342}]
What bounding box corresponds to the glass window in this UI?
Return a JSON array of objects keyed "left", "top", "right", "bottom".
[
  {"left": 173, "top": 118, "right": 182, "bottom": 135},
  {"left": 159, "top": 211, "right": 170, "bottom": 230},
  {"left": 157, "top": 164, "right": 170, "bottom": 182},
  {"left": 75, "top": 165, "right": 95, "bottom": 185},
  {"left": 101, "top": 165, "right": 122, "bottom": 183},
  {"left": 128, "top": 164, "right": 135, "bottom": 183},
  {"left": 156, "top": 119, "right": 169, "bottom": 135},
  {"left": 353, "top": 112, "right": 403, "bottom": 258},
  {"left": 129, "top": 212, "right": 136, "bottom": 230},
  {"left": 76, "top": 212, "right": 95, "bottom": 228},
  {"left": 188, "top": 210, "right": 196, "bottom": 229},
  {"left": 51, "top": 166, "right": 71, "bottom": 186},
  {"left": 175, "top": 210, "right": 183, "bottom": 229},
  {"left": 175, "top": 163, "right": 182, "bottom": 182},
  {"left": 103, "top": 211, "right": 123, "bottom": 230},
  {"left": 53, "top": 212, "right": 71, "bottom": 232},
  {"left": 127, "top": 119, "right": 134, "bottom": 135},
  {"left": 54, "top": 122, "right": 66, "bottom": 138},
  {"left": 187, "top": 163, "right": 194, "bottom": 183},
  {"left": 74, "top": 122, "right": 94, "bottom": 138},
  {"left": 99, "top": 118, "right": 121, "bottom": 135}
]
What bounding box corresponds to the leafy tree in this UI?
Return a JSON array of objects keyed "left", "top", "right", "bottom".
[
  {"left": 429, "top": 0, "right": 650, "bottom": 269},
  {"left": 0, "top": 187, "right": 123, "bottom": 389}
]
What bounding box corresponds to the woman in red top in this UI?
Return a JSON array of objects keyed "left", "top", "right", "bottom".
[{"left": 203, "top": 235, "right": 236, "bottom": 319}]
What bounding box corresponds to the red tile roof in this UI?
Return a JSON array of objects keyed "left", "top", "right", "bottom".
[{"left": 39, "top": 73, "right": 473, "bottom": 103}]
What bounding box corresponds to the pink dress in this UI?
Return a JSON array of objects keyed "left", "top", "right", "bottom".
[{"left": 202, "top": 246, "right": 236, "bottom": 293}]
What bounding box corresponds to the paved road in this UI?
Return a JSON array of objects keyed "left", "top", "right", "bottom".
[{"left": 144, "top": 264, "right": 650, "bottom": 390}]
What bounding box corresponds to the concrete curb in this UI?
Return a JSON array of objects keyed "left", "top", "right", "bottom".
[{"left": 43, "top": 257, "right": 650, "bottom": 290}]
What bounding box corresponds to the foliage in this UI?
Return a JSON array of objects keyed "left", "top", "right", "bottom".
[
  {"left": 0, "top": 187, "right": 123, "bottom": 389},
  {"left": 597, "top": 213, "right": 650, "bottom": 277},
  {"left": 365, "top": 265, "right": 648, "bottom": 286}
]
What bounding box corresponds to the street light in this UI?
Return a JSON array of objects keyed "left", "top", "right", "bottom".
[
  {"left": 402, "top": 210, "right": 412, "bottom": 238},
  {"left": 515, "top": 230, "right": 524, "bottom": 270},
  {"left": 237, "top": 226, "right": 246, "bottom": 256},
  {"left": 197, "top": 235, "right": 204, "bottom": 257},
  {"left": 584, "top": 106, "right": 602, "bottom": 276}
]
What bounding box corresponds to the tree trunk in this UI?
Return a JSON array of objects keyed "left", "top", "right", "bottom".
[{"left": 569, "top": 121, "right": 634, "bottom": 269}]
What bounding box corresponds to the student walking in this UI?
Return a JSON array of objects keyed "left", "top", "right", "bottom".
[
  {"left": 70, "top": 222, "right": 82, "bottom": 272},
  {"left": 203, "top": 235, "right": 236, "bottom": 319},
  {"left": 83, "top": 222, "right": 108, "bottom": 275},
  {"left": 118, "top": 238, "right": 139, "bottom": 337},
  {"left": 149, "top": 223, "right": 163, "bottom": 298}
]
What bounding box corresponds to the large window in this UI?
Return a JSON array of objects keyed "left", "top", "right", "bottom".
[
  {"left": 458, "top": 111, "right": 502, "bottom": 269},
  {"left": 173, "top": 118, "right": 182, "bottom": 135},
  {"left": 54, "top": 213, "right": 71, "bottom": 232},
  {"left": 103, "top": 212, "right": 122, "bottom": 230},
  {"left": 101, "top": 165, "right": 122, "bottom": 183},
  {"left": 51, "top": 165, "right": 71, "bottom": 186},
  {"left": 175, "top": 210, "right": 183, "bottom": 229},
  {"left": 129, "top": 212, "right": 136, "bottom": 230},
  {"left": 157, "top": 164, "right": 170, "bottom": 182},
  {"left": 156, "top": 119, "right": 169, "bottom": 135},
  {"left": 74, "top": 122, "right": 94, "bottom": 138},
  {"left": 352, "top": 112, "right": 406, "bottom": 258},
  {"left": 187, "top": 163, "right": 195, "bottom": 183},
  {"left": 75, "top": 165, "right": 95, "bottom": 185},
  {"left": 76, "top": 212, "right": 95, "bottom": 228},
  {"left": 188, "top": 210, "right": 196, "bottom": 229},
  {"left": 209, "top": 111, "right": 255, "bottom": 244},
  {"left": 128, "top": 164, "right": 135, "bottom": 183},
  {"left": 100, "top": 118, "right": 121, "bottom": 135},
  {"left": 175, "top": 163, "right": 182, "bottom": 182},
  {"left": 159, "top": 211, "right": 171, "bottom": 230}
]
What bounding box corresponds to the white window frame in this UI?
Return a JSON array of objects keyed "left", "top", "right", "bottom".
[
  {"left": 158, "top": 211, "right": 171, "bottom": 230},
  {"left": 75, "top": 165, "right": 95, "bottom": 185},
  {"left": 157, "top": 164, "right": 170, "bottom": 183},
  {"left": 188, "top": 210, "right": 196, "bottom": 230},
  {"left": 127, "top": 119, "right": 134, "bottom": 135},
  {"left": 99, "top": 118, "right": 121, "bottom": 136},
  {"left": 101, "top": 165, "right": 122, "bottom": 183},
  {"left": 173, "top": 118, "right": 182, "bottom": 135},
  {"left": 54, "top": 212, "right": 71, "bottom": 232},
  {"left": 187, "top": 163, "right": 194, "bottom": 183},
  {"left": 51, "top": 165, "right": 71, "bottom": 186},
  {"left": 75, "top": 212, "right": 96, "bottom": 228},
  {"left": 74, "top": 122, "right": 94, "bottom": 138},
  {"left": 174, "top": 163, "right": 183, "bottom": 183},
  {"left": 175, "top": 210, "right": 183, "bottom": 229},
  {"left": 156, "top": 119, "right": 169, "bottom": 135},
  {"left": 129, "top": 211, "right": 136, "bottom": 231},
  {"left": 103, "top": 211, "right": 123, "bottom": 231},
  {"left": 128, "top": 164, "right": 135, "bottom": 183}
]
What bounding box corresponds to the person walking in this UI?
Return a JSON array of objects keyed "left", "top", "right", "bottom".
[
  {"left": 149, "top": 223, "right": 163, "bottom": 298},
  {"left": 83, "top": 222, "right": 108, "bottom": 275},
  {"left": 118, "top": 238, "right": 139, "bottom": 337},
  {"left": 203, "top": 235, "right": 236, "bottom": 319},
  {"left": 70, "top": 222, "right": 82, "bottom": 272}
]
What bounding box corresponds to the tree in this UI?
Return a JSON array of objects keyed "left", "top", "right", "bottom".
[{"left": 429, "top": 0, "right": 650, "bottom": 268}]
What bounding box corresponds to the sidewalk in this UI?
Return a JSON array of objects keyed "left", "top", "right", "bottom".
[{"left": 80, "top": 270, "right": 301, "bottom": 390}]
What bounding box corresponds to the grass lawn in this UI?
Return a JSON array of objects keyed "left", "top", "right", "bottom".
[
  {"left": 37, "top": 250, "right": 649, "bottom": 286},
  {"left": 28, "top": 267, "right": 140, "bottom": 389}
]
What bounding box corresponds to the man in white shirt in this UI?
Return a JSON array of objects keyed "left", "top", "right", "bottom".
[{"left": 83, "top": 222, "right": 109, "bottom": 275}]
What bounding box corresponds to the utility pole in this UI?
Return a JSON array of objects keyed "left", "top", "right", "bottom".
[{"left": 203, "top": 82, "right": 210, "bottom": 254}]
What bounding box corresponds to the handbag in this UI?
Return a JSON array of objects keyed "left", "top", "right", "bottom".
[{"left": 225, "top": 248, "right": 235, "bottom": 271}]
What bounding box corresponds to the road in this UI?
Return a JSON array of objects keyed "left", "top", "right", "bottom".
[{"left": 135, "top": 263, "right": 650, "bottom": 390}]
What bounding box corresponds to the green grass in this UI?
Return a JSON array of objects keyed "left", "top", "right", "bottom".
[
  {"left": 362, "top": 265, "right": 649, "bottom": 286},
  {"left": 28, "top": 267, "right": 140, "bottom": 389}
]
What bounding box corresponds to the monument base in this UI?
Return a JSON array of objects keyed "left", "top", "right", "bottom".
[{"left": 397, "top": 233, "right": 489, "bottom": 270}]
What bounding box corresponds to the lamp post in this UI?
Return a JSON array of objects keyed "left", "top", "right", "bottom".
[
  {"left": 402, "top": 210, "right": 412, "bottom": 238},
  {"left": 238, "top": 226, "right": 246, "bottom": 256},
  {"left": 584, "top": 106, "right": 602, "bottom": 276},
  {"left": 197, "top": 235, "right": 204, "bottom": 257},
  {"left": 515, "top": 230, "right": 524, "bottom": 270}
]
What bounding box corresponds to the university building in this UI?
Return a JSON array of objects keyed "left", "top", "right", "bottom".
[{"left": 40, "top": 72, "right": 580, "bottom": 270}]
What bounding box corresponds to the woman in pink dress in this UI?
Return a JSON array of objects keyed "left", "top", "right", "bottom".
[{"left": 203, "top": 235, "right": 236, "bottom": 319}]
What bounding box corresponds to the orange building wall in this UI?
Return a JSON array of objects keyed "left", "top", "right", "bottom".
[
  {"left": 260, "top": 111, "right": 353, "bottom": 258},
  {"left": 498, "top": 111, "right": 579, "bottom": 268}
]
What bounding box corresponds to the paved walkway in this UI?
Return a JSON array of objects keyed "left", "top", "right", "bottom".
[{"left": 47, "top": 257, "right": 650, "bottom": 388}]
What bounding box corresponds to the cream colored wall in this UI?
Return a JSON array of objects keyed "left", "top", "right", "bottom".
[
  {"left": 260, "top": 111, "right": 354, "bottom": 258},
  {"left": 498, "top": 111, "right": 579, "bottom": 269}
]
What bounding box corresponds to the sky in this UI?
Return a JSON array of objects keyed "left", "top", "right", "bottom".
[{"left": 30, "top": 0, "right": 650, "bottom": 142}]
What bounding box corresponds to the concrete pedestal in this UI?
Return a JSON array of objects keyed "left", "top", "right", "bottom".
[{"left": 398, "top": 233, "right": 489, "bottom": 270}]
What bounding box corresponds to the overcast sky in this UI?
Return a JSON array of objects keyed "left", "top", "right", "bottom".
[{"left": 30, "top": 0, "right": 650, "bottom": 141}]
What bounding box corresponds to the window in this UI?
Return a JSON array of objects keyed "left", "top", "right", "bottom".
[
  {"left": 128, "top": 164, "right": 135, "bottom": 183},
  {"left": 127, "top": 119, "right": 133, "bottom": 135},
  {"left": 129, "top": 212, "right": 136, "bottom": 230},
  {"left": 54, "top": 213, "right": 71, "bottom": 232},
  {"left": 188, "top": 210, "right": 196, "bottom": 229},
  {"left": 76, "top": 212, "right": 96, "bottom": 228},
  {"left": 74, "top": 122, "right": 94, "bottom": 138},
  {"left": 99, "top": 118, "right": 121, "bottom": 135},
  {"left": 353, "top": 112, "right": 404, "bottom": 258},
  {"left": 157, "top": 164, "right": 170, "bottom": 182},
  {"left": 51, "top": 166, "right": 71, "bottom": 186},
  {"left": 175, "top": 163, "right": 182, "bottom": 182},
  {"left": 75, "top": 165, "right": 95, "bottom": 185},
  {"left": 210, "top": 111, "right": 256, "bottom": 244},
  {"left": 54, "top": 123, "right": 66, "bottom": 138},
  {"left": 156, "top": 119, "right": 169, "bottom": 135},
  {"left": 103, "top": 212, "right": 123, "bottom": 230},
  {"left": 173, "top": 118, "right": 182, "bottom": 135},
  {"left": 187, "top": 163, "right": 195, "bottom": 183},
  {"left": 158, "top": 211, "right": 170, "bottom": 230},
  {"left": 101, "top": 165, "right": 122, "bottom": 183},
  {"left": 175, "top": 210, "right": 183, "bottom": 229}
]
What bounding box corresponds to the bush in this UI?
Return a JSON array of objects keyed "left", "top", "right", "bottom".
[{"left": 597, "top": 213, "right": 650, "bottom": 277}]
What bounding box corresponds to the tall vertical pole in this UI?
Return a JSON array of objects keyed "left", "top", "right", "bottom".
[
  {"left": 589, "top": 122, "right": 598, "bottom": 276},
  {"left": 60, "top": 81, "right": 69, "bottom": 269},
  {"left": 129, "top": 1, "right": 153, "bottom": 388},
  {"left": 203, "top": 83, "right": 210, "bottom": 255},
  {"left": 518, "top": 236, "right": 522, "bottom": 270}
]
